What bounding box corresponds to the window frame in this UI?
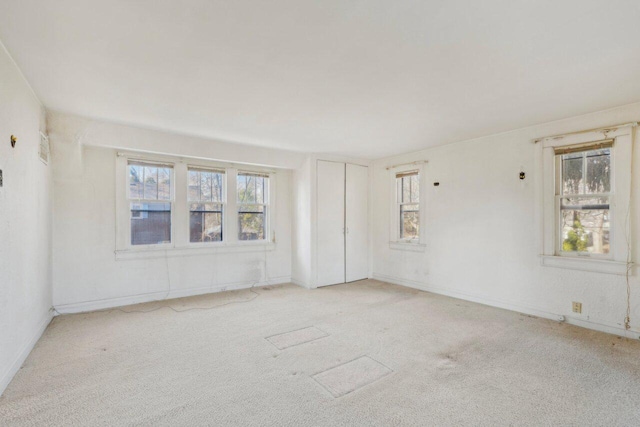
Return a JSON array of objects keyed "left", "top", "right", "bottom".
[
  {"left": 115, "top": 152, "right": 277, "bottom": 259},
  {"left": 538, "top": 124, "right": 634, "bottom": 275},
  {"left": 554, "top": 146, "right": 614, "bottom": 260},
  {"left": 187, "top": 166, "right": 226, "bottom": 246},
  {"left": 236, "top": 171, "right": 270, "bottom": 242},
  {"left": 396, "top": 170, "right": 421, "bottom": 243},
  {"left": 126, "top": 159, "right": 175, "bottom": 250},
  {"left": 389, "top": 163, "right": 427, "bottom": 251}
]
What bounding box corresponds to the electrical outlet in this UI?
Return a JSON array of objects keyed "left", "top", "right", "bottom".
[{"left": 572, "top": 301, "right": 582, "bottom": 314}]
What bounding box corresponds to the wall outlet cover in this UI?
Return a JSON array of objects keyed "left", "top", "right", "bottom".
[{"left": 572, "top": 301, "right": 582, "bottom": 314}]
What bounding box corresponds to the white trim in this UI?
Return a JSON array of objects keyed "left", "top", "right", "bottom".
[
  {"left": 389, "top": 242, "right": 426, "bottom": 252},
  {"left": 115, "top": 241, "right": 276, "bottom": 260},
  {"left": 372, "top": 273, "right": 640, "bottom": 339},
  {"left": 536, "top": 122, "right": 636, "bottom": 144},
  {"left": 291, "top": 278, "right": 311, "bottom": 289},
  {"left": 539, "top": 255, "right": 630, "bottom": 275},
  {"left": 0, "top": 310, "right": 53, "bottom": 396},
  {"left": 53, "top": 276, "right": 291, "bottom": 314}
]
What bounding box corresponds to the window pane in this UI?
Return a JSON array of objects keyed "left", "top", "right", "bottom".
[
  {"left": 188, "top": 170, "right": 201, "bottom": 201},
  {"left": 236, "top": 175, "right": 245, "bottom": 202},
  {"left": 256, "top": 176, "right": 264, "bottom": 204},
  {"left": 158, "top": 168, "right": 171, "bottom": 200},
  {"left": 562, "top": 153, "right": 583, "bottom": 195},
  {"left": 585, "top": 148, "right": 611, "bottom": 194},
  {"left": 143, "top": 166, "right": 158, "bottom": 199},
  {"left": 212, "top": 173, "right": 223, "bottom": 203},
  {"left": 130, "top": 202, "right": 171, "bottom": 245},
  {"left": 189, "top": 170, "right": 224, "bottom": 203},
  {"left": 238, "top": 173, "right": 268, "bottom": 204},
  {"left": 238, "top": 175, "right": 256, "bottom": 204},
  {"left": 410, "top": 174, "right": 419, "bottom": 203},
  {"left": 129, "top": 165, "right": 143, "bottom": 199},
  {"left": 238, "top": 205, "right": 265, "bottom": 240},
  {"left": 189, "top": 203, "right": 222, "bottom": 242},
  {"left": 402, "top": 177, "right": 411, "bottom": 203},
  {"left": 400, "top": 203, "right": 419, "bottom": 240},
  {"left": 200, "top": 172, "right": 212, "bottom": 202},
  {"left": 560, "top": 197, "right": 610, "bottom": 254}
]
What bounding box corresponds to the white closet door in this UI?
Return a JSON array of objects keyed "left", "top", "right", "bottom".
[
  {"left": 346, "top": 163, "right": 368, "bottom": 282},
  {"left": 317, "top": 160, "right": 346, "bottom": 287}
]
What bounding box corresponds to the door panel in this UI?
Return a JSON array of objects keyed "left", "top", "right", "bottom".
[
  {"left": 346, "top": 163, "right": 368, "bottom": 282},
  {"left": 316, "top": 161, "right": 345, "bottom": 287}
]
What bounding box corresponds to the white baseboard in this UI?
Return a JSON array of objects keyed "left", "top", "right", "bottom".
[
  {"left": 290, "top": 278, "right": 311, "bottom": 289},
  {"left": 372, "top": 273, "right": 640, "bottom": 340},
  {"left": 54, "top": 276, "right": 292, "bottom": 314},
  {"left": 1, "top": 310, "right": 53, "bottom": 397}
]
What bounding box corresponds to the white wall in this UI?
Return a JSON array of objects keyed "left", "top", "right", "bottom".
[
  {"left": 0, "top": 42, "right": 53, "bottom": 395},
  {"left": 49, "top": 112, "right": 295, "bottom": 312},
  {"left": 371, "top": 102, "right": 640, "bottom": 338},
  {"left": 292, "top": 156, "right": 312, "bottom": 287}
]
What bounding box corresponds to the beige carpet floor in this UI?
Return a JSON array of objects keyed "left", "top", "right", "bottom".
[{"left": 1, "top": 280, "right": 640, "bottom": 426}]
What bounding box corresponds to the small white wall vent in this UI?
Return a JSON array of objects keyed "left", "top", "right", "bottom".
[{"left": 39, "top": 132, "right": 50, "bottom": 165}]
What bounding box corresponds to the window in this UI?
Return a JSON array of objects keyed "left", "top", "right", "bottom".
[
  {"left": 556, "top": 143, "right": 612, "bottom": 256},
  {"left": 538, "top": 123, "right": 634, "bottom": 275},
  {"left": 116, "top": 154, "right": 276, "bottom": 257},
  {"left": 188, "top": 168, "right": 225, "bottom": 243},
  {"left": 128, "top": 161, "right": 173, "bottom": 245},
  {"left": 237, "top": 172, "right": 269, "bottom": 241},
  {"left": 396, "top": 170, "right": 420, "bottom": 240}
]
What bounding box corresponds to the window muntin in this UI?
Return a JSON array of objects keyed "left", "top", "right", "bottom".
[
  {"left": 396, "top": 171, "right": 420, "bottom": 240},
  {"left": 237, "top": 172, "right": 269, "bottom": 241},
  {"left": 188, "top": 168, "right": 225, "bottom": 243},
  {"left": 128, "top": 161, "right": 173, "bottom": 246},
  {"left": 557, "top": 146, "right": 611, "bottom": 255}
]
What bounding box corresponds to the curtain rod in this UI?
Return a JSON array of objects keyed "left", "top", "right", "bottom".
[
  {"left": 533, "top": 122, "right": 637, "bottom": 143},
  {"left": 385, "top": 160, "right": 428, "bottom": 170}
]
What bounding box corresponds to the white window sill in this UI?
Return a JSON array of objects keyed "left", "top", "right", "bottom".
[
  {"left": 540, "top": 255, "right": 631, "bottom": 275},
  {"left": 116, "top": 241, "right": 276, "bottom": 260},
  {"left": 389, "top": 241, "right": 426, "bottom": 252}
]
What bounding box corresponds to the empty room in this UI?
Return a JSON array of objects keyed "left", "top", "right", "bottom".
[{"left": 2, "top": 1, "right": 640, "bottom": 425}]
